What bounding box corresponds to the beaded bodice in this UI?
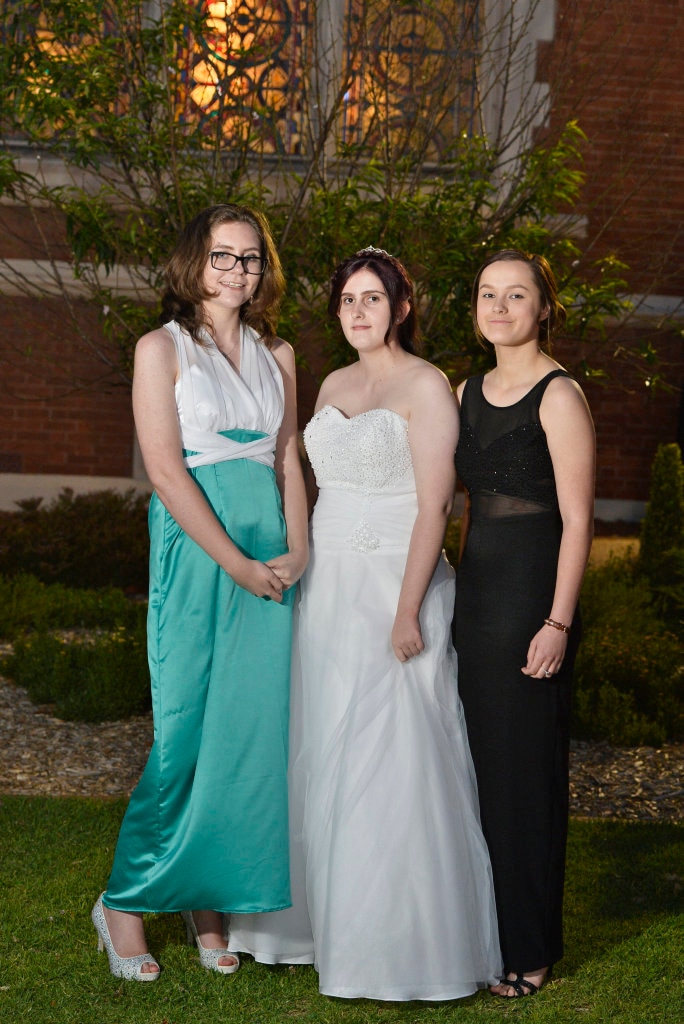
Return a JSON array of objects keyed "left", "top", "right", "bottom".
[
  {"left": 456, "top": 370, "right": 569, "bottom": 513},
  {"left": 304, "top": 406, "right": 414, "bottom": 493}
]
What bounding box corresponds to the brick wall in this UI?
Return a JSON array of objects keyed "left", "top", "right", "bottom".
[
  {"left": 542, "top": 0, "right": 684, "bottom": 503},
  {"left": 546, "top": 0, "right": 684, "bottom": 296},
  {"left": 0, "top": 295, "right": 134, "bottom": 476},
  {"left": 554, "top": 330, "right": 683, "bottom": 502}
]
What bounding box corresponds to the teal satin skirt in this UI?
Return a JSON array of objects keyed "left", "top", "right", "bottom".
[{"left": 104, "top": 433, "right": 295, "bottom": 913}]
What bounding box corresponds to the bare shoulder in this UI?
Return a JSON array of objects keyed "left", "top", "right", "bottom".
[
  {"left": 409, "top": 357, "right": 457, "bottom": 404},
  {"left": 543, "top": 373, "right": 592, "bottom": 414},
  {"left": 541, "top": 373, "right": 594, "bottom": 443},
  {"left": 316, "top": 364, "right": 357, "bottom": 405},
  {"left": 134, "top": 325, "right": 176, "bottom": 367},
  {"left": 132, "top": 326, "right": 179, "bottom": 400},
  {"left": 270, "top": 336, "right": 296, "bottom": 372},
  {"left": 136, "top": 324, "right": 173, "bottom": 351},
  {"left": 322, "top": 364, "right": 356, "bottom": 388}
]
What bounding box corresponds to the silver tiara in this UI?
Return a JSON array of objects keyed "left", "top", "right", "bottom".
[{"left": 354, "top": 245, "right": 394, "bottom": 259}]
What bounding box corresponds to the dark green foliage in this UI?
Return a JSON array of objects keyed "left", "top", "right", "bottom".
[
  {"left": 0, "top": 488, "right": 149, "bottom": 592},
  {"left": 0, "top": 572, "right": 145, "bottom": 640},
  {"left": 639, "top": 444, "right": 684, "bottom": 562},
  {"left": 0, "top": 574, "right": 149, "bottom": 721},
  {"left": 573, "top": 555, "right": 684, "bottom": 745},
  {"left": 574, "top": 441, "right": 684, "bottom": 745},
  {"left": 3, "top": 623, "right": 150, "bottom": 722},
  {"left": 638, "top": 443, "right": 684, "bottom": 633}
]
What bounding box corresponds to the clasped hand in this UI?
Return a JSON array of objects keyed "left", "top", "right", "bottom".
[
  {"left": 233, "top": 559, "right": 285, "bottom": 601},
  {"left": 230, "top": 549, "right": 308, "bottom": 601},
  {"left": 266, "top": 549, "right": 308, "bottom": 591}
]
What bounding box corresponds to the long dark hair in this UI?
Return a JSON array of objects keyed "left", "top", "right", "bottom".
[
  {"left": 328, "top": 247, "right": 421, "bottom": 354},
  {"left": 161, "top": 204, "right": 285, "bottom": 347},
  {"left": 470, "top": 248, "right": 566, "bottom": 353}
]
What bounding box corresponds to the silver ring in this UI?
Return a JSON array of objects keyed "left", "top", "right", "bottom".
[{"left": 544, "top": 669, "right": 552, "bottom": 677}]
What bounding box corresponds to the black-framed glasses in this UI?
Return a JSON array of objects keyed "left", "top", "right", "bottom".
[{"left": 209, "top": 251, "right": 267, "bottom": 275}]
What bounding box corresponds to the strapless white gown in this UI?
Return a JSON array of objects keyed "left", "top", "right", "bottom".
[{"left": 229, "top": 406, "right": 502, "bottom": 1000}]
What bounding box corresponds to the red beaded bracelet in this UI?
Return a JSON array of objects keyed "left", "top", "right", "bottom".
[{"left": 544, "top": 617, "right": 570, "bottom": 634}]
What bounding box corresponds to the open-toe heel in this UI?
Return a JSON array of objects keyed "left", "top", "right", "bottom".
[
  {"left": 91, "top": 895, "right": 160, "bottom": 982},
  {"left": 181, "top": 911, "right": 240, "bottom": 975}
]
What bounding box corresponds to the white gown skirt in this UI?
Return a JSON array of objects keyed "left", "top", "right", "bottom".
[{"left": 229, "top": 486, "right": 502, "bottom": 1001}]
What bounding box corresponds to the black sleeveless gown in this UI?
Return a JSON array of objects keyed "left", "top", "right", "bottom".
[{"left": 453, "top": 369, "right": 581, "bottom": 975}]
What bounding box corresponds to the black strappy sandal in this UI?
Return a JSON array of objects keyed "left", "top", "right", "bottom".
[{"left": 496, "top": 974, "right": 540, "bottom": 997}]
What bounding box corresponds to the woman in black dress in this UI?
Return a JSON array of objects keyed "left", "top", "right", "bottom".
[{"left": 453, "top": 249, "right": 595, "bottom": 998}]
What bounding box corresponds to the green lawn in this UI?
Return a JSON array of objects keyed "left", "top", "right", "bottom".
[{"left": 0, "top": 796, "right": 681, "bottom": 1023}]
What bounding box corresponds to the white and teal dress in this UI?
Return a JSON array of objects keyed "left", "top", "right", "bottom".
[{"left": 104, "top": 321, "right": 294, "bottom": 914}]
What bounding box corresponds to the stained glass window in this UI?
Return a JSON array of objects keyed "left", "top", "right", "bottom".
[
  {"left": 181, "top": 1, "right": 311, "bottom": 154},
  {"left": 341, "top": 1, "right": 479, "bottom": 159},
  {"left": 5, "top": 1, "right": 480, "bottom": 158},
  {"left": 182, "top": 1, "right": 479, "bottom": 158}
]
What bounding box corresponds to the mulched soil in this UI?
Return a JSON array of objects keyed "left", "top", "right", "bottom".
[{"left": 0, "top": 677, "right": 681, "bottom": 821}]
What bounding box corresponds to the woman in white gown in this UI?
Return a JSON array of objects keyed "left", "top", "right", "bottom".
[{"left": 229, "top": 247, "right": 502, "bottom": 1001}]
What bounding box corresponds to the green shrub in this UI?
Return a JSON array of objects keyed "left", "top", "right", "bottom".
[
  {"left": 0, "top": 573, "right": 146, "bottom": 641},
  {"left": 3, "top": 625, "right": 150, "bottom": 722},
  {"left": 573, "top": 630, "right": 682, "bottom": 746},
  {"left": 639, "top": 443, "right": 684, "bottom": 567},
  {"left": 572, "top": 555, "right": 684, "bottom": 745},
  {"left": 4, "top": 631, "right": 63, "bottom": 705},
  {"left": 0, "top": 488, "right": 150, "bottom": 592},
  {"left": 0, "top": 574, "right": 150, "bottom": 722},
  {"left": 573, "top": 681, "right": 666, "bottom": 747},
  {"left": 638, "top": 443, "right": 684, "bottom": 635}
]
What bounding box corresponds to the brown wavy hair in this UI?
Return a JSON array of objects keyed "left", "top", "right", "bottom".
[
  {"left": 470, "top": 248, "right": 566, "bottom": 353},
  {"left": 160, "top": 204, "right": 285, "bottom": 347},
  {"left": 328, "top": 247, "right": 421, "bottom": 354}
]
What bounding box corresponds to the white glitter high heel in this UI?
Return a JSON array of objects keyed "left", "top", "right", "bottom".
[
  {"left": 181, "top": 911, "right": 240, "bottom": 974},
  {"left": 91, "top": 895, "right": 160, "bottom": 982}
]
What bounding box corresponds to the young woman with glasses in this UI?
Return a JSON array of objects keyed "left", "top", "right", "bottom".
[{"left": 91, "top": 204, "right": 308, "bottom": 981}]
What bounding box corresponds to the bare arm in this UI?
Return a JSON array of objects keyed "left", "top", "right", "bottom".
[
  {"left": 454, "top": 380, "right": 470, "bottom": 563},
  {"left": 522, "top": 377, "right": 596, "bottom": 677},
  {"left": 392, "top": 370, "right": 459, "bottom": 662},
  {"left": 266, "top": 340, "right": 309, "bottom": 588},
  {"left": 133, "top": 328, "right": 285, "bottom": 601}
]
